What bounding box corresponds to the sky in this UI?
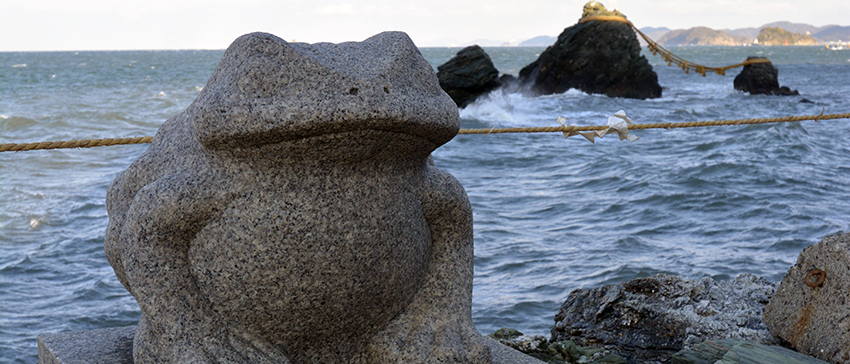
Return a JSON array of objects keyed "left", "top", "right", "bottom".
[{"left": 2, "top": 0, "right": 849, "bottom": 51}]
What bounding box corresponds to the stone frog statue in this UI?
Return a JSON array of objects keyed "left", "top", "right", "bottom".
[{"left": 104, "top": 32, "right": 497, "bottom": 364}]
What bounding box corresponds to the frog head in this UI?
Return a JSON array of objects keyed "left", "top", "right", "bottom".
[{"left": 189, "top": 32, "right": 458, "bottom": 160}]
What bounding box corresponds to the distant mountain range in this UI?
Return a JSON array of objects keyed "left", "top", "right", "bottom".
[
  {"left": 511, "top": 21, "right": 850, "bottom": 47},
  {"left": 656, "top": 27, "right": 752, "bottom": 46}
]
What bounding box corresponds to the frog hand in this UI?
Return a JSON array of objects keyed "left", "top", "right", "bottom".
[{"left": 362, "top": 167, "right": 491, "bottom": 363}]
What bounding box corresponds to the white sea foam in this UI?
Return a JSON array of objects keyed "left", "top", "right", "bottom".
[
  {"left": 11, "top": 64, "right": 26, "bottom": 68},
  {"left": 459, "top": 90, "right": 539, "bottom": 126},
  {"left": 29, "top": 217, "right": 43, "bottom": 229},
  {"left": 561, "top": 88, "right": 589, "bottom": 98}
]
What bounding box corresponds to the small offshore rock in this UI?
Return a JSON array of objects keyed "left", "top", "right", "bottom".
[
  {"left": 550, "top": 273, "right": 779, "bottom": 364},
  {"left": 517, "top": 18, "right": 661, "bottom": 99},
  {"left": 437, "top": 45, "right": 501, "bottom": 107},
  {"left": 764, "top": 232, "right": 850, "bottom": 364},
  {"left": 733, "top": 57, "right": 799, "bottom": 95}
]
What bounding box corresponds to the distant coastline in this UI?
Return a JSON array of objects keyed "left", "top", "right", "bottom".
[{"left": 437, "top": 21, "right": 849, "bottom": 48}]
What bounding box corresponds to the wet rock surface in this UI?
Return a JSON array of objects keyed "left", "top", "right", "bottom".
[
  {"left": 733, "top": 56, "right": 800, "bottom": 95},
  {"left": 671, "top": 338, "right": 830, "bottom": 364},
  {"left": 437, "top": 45, "right": 502, "bottom": 107},
  {"left": 517, "top": 19, "right": 661, "bottom": 99},
  {"left": 764, "top": 232, "right": 850, "bottom": 364},
  {"left": 550, "top": 273, "right": 779, "bottom": 363},
  {"left": 488, "top": 328, "right": 626, "bottom": 364}
]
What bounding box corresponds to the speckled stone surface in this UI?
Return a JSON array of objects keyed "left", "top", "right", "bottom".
[
  {"left": 38, "top": 326, "right": 134, "bottom": 364},
  {"left": 37, "top": 326, "right": 544, "bottom": 364},
  {"left": 104, "top": 31, "right": 533, "bottom": 363},
  {"left": 764, "top": 232, "right": 850, "bottom": 364}
]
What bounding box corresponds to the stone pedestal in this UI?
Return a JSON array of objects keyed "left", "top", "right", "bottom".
[
  {"left": 37, "top": 326, "right": 543, "bottom": 364},
  {"left": 38, "top": 326, "right": 134, "bottom": 364}
]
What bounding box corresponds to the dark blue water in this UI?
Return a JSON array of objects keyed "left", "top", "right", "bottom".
[{"left": 2, "top": 46, "right": 850, "bottom": 363}]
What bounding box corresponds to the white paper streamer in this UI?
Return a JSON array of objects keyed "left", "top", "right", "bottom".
[{"left": 556, "top": 110, "right": 639, "bottom": 143}]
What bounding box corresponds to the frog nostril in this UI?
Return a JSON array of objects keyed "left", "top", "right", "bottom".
[{"left": 348, "top": 87, "right": 359, "bottom": 95}]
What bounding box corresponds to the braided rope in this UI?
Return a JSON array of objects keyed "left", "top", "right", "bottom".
[
  {"left": 579, "top": 15, "right": 770, "bottom": 76},
  {"left": 2, "top": 113, "right": 848, "bottom": 152},
  {"left": 0, "top": 136, "right": 153, "bottom": 152},
  {"left": 457, "top": 112, "right": 850, "bottom": 135}
]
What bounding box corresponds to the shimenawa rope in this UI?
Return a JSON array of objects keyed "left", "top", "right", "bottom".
[{"left": 2, "top": 112, "right": 848, "bottom": 152}]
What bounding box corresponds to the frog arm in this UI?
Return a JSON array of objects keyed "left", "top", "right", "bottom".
[
  {"left": 362, "top": 166, "right": 491, "bottom": 363},
  {"left": 117, "top": 173, "right": 289, "bottom": 364}
]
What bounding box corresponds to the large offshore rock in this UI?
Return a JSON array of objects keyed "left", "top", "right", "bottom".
[
  {"left": 102, "top": 31, "right": 539, "bottom": 364},
  {"left": 550, "top": 274, "right": 779, "bottom": 363},
  {"left": 764, "top": 232, "right": 850, "bottom": 364},
  {"left": 733, "top": 57, "right": 799, "bottom": 95},
  {"left": 517, "top": 19, "right": 661, "bottom": 99},
  {"left": 437, "top": 45, "right": 501, "bottom": 108}
]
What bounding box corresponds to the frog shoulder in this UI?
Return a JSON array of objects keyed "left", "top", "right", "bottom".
[{"left": 420, "top": 165, "right": 472, "bottom": 219}]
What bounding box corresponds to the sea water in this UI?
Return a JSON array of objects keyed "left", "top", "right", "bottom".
[{"left": 2, "top": 45, "right": 849, "bottom": 363}]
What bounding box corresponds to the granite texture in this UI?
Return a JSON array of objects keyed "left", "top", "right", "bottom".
[
  {"left": 764, "top": 232, "right": 850, "bottom": 364},
  {"left": 104, "top": 31, "right": 532, "bottom": 363},
  {"left": 38, "top": 327, "right": 544, "bottom": 364},
  {"left": 38, "top": 326, "right": 135, "bottom": 364}
]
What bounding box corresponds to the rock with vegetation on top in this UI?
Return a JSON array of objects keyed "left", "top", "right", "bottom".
[
  {"left": 517, "top": 15, "right": 661, "bottom": 99},
  {"left": 764, "top": 232, "right": 850, "bottom": 364},
  {"left": 733, "top": 57, "right": 799, "bottom": 96},
  {"left": 437, "top": 45, "right": 502, "bottom": 108},
  {"left": 550, "top": 273, "right": 779, "bottom": 364},
  {"left": 757, "top": 27, "right": 818, "bottom": 45}
]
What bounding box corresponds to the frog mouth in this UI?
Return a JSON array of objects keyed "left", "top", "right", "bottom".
[{"left": 192, "top": 98, "right": 460, "bottom": 151}]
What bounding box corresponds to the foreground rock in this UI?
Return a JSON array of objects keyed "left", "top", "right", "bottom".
[
  {"left": 733, "top": 57, "right": 799, "bottom": 95},
  {"left": 437, "top": 45, "right": 502, "bottom": 107},
  {"left": 517, "top": 16, "right": 661, "bottom": 99},
  {"left": 488, "top": 328, "right": 626, "bottom": 364},
  {"left": 550, "top": 274, "right": 779, "bottom": 363},
  {"left": 672, "top": 338, "right": 829, "bottom": 364},
  {"left": 764, "top": 232, "right": 850, "bottom": 364},
  {"left": 102, "top": 31, "right": 536, "bottom": 364}
]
